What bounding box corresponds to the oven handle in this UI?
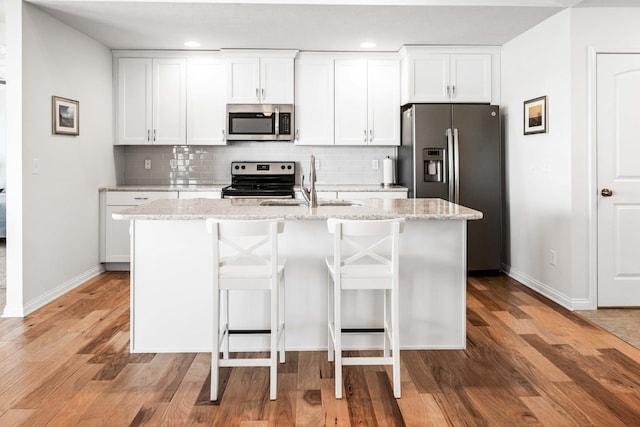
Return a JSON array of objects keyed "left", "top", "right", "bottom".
[{"left": 222, "top": 195, "right": 294, "bottom": 199}]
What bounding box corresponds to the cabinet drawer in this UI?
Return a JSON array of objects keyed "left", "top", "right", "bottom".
[
  {"left": 337, "top": 191, "right": 407, "bottom": 199},
  {"left": 178, "top": 191, "right": 221, "bottom": 199},
  {"left": 105, "top": 191, "right": 178, "bottom": 205}
]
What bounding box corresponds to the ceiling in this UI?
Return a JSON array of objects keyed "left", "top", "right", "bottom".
[{"left": 20, "top": 0, "right": 640, "bottom": 52}]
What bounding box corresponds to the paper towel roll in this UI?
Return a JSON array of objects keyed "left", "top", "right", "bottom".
[{"left": 382, "top": 156, "right": 394, "bottom": 187}]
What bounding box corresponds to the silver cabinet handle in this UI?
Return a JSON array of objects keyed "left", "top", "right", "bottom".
[
  {"left": 452, "top": 85, "right": 456, "bottom": 98},
  {"left": 153, "top": 129, "right": 156, "bottom": 142},
  {"left": 255, "top": 88, "right": 259, "bottom": 101},
  {"left": 601, "top": 188, "right": 613, "bottom": 197},
  {"left": 134, "top": 197, "right": 149, "bottom": 200},
  {"left": 446, "top": 85, "right": 451, "bottom": 98},
  {"left": 147, "top": 129, "right": 150, "bottom": 142},
  {"left": 295, "top": 129, "right": 300, "bottom": 141},
  {"left": 369, "top": 129, "right": 373, "bottom": 142},
  {"left": 261, "top": 88, "right": 265, "bottom": 101},
  {"left": 364, "top": 129, "right": 367, "bottom": 142},
  {"left": 222, "top": 129, "right": 225, "bottom": 142}
]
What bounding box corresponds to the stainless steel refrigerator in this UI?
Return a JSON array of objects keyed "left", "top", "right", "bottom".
[{"left": 398, "top": 104, "right": 501, "bottom": 272}]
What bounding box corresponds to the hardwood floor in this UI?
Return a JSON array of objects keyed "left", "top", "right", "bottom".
[{"left": 2, "top": 272, "right": 640, "bottom": 426}]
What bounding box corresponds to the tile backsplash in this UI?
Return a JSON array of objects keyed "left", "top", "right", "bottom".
[{"left": 122, "top": 143, "right": 397, "bottom": 185}]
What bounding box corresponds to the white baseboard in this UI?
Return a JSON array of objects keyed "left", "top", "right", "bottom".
[
  {"left": 16, "top": 265, "right": 105, "bottom": 317},
  {"left": 501, "top": 263, "right": 576, "bottom": 311}
]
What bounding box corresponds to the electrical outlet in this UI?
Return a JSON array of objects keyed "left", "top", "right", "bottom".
[
  {"left": 144, "top": 159, "right": 152, "bottom": 170},
  {"left": 550, "top": 249, "right": 557, "bottom": 266},
  {"left": 372, "top": 159, "right": 379, "bottom": 170}
]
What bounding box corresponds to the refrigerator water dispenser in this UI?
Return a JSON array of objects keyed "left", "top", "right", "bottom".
[{"left": 423, "top": 148, "right": 445, "bottom": 182}]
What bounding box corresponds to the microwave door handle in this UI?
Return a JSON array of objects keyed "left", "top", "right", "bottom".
[{"left": 275, "top": 106, "right": 280, "bottom": 137}]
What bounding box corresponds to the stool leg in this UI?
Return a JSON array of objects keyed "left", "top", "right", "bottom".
[
  {"left": 223, "top": 289, "right": 230, "bottom": 360},
  {"left": 327, "top": 272, "right": 335, "bottom": 362},
  {"left": 270, "top": 279, "right": 278, "bottom": 400},
  {"left": 279, "top": 274, "right": 286, "bottom": 364},
  {"left": 392, "top": 285, "right": 401, "bottom": 398},
  {"left": 334, "top": 279, "right": 342, "bottom": 399},
  {"left": 211, "top": 287, "right": 220, "bottom": 401},
  {"left": 384, "top": 289, "right": 390, "bottom": 358}
]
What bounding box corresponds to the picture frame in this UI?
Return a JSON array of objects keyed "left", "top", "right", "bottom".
[
  {"left": 523, "top": 96, "right": 547, "bottom": 135},
  {"left": 52, "top": 96, "right": 79, "bottom": 135}
]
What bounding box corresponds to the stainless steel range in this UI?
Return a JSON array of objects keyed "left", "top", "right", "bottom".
[{"left": 221, "top": 161, "right": 296, "bottom": 199}]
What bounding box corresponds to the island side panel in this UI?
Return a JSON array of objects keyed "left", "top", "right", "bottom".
[{"left": 130, "top": 218, "right": 467, "bottom": 352}]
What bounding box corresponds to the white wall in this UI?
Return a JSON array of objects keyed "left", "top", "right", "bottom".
[
  {"left": 502, "top": 7, "right": 640, "bottom": 310},
  {"left": 501, "top": 10, "right": 574, "bottom": 306},
  {"left": 4, "top": 2, "right": 115, "bottom": 315},
  {"left": 568, "top": 7, "right": 640, "bottom": 306}
]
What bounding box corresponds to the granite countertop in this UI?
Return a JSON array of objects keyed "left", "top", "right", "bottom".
[
  {"left": 99, "top": 184, "right": 408, "bottom": 192},
  {"left": 112, "top": 198, "right": 482, "bottom": 221}
]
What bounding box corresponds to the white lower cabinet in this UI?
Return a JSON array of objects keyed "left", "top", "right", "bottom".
[{"left": 101, "top": 191, "right": 178, "bottom": 264}]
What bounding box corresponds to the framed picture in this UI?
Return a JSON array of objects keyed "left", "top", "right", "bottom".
[
  {"left": 524, "top": 96, "right": 547, "bottom": 135},
  {"left": 52, "top": 96, "right": 79, "bottom": 135}
]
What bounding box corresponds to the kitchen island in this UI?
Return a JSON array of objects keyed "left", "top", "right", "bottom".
[{"left": 114, "top": 198, "right": 481, "bottom": 353}]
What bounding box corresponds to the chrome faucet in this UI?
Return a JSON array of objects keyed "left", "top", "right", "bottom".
[{"left": 301, "top": 154, "right": 318, "bottom": 208}]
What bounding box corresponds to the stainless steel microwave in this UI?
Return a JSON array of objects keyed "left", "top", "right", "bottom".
[{"left": 226, "top": 104, "right": 294, "bottom": 141}]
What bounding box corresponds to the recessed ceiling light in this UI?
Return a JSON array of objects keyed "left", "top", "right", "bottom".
[
  {"left": 184, "top": 41, "right": 201, "bottom": 48},
  {"left": 360, "top": 42, "right": 376, "bottom": 49}
]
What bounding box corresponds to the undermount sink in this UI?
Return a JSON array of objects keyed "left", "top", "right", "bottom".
[{"left": 259, "top": 199, "right": 363, "bottom": 207}]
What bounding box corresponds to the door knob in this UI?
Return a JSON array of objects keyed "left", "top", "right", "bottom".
[{"left": 601, "top": 188, "right": 613, "bottom": 197}]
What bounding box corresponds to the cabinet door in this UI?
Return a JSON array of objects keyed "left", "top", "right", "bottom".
[
  {"left": 334, "top": 59, "right": 368, "bottom": 145},
  {"left": 105, "top": 206, "right": 132, "bottom": 262},
  {"left": 450, "top": 54, "right": 491, "bottom": 103},
  {"left": 187, "top": 57, "right": 226, "bottom": 145},
  {"left": 153, "top": 58, "right": 187, "bottom": 145},
  {"left": 367, "top": 60, "right": 400, "bottom": 146},
  {"left": 118, "top": 58, "right": 152, "bottom": 144},
  {"left": 227, "top": 57, "right": 260, "bottom": 103},
  {"left": 261, "top": 57, "right": 294, "bottom": 104},
  {"left": 409, "top": 54, "right": 450, "bottom": 103},
  {"left": 295, "top": 57, "right": 334, "bottom": 145}
]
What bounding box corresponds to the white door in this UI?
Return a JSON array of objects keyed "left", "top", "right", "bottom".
[
  {"left": 153, "top": 58, "right": 186, "bottom": 145},
  {"left": 295, "top": 56, "right": 334, "bottom": 145},
  {"left": 450, "top": 54, "right": 492, "bottom": 103},
  {"left": 187, "top": 56, "right": 226, "bottom": 145},
  {"left": 597, "top": 53, "right": 640, "bottom": 306},
  {"left": 227, "top": 57, "right": 261, "bottom": 103},
  {"left": 367, "top": 60, "right": 400, "bottom": 146},
  {"left": 117, "top": 58, "right": 152, "bottom": 144},
  {"left": 334, "top": 59, "right": 368, "bottom": 145},
  {"left": 261, "top": 57, "right": 294, "bottom": 104}
]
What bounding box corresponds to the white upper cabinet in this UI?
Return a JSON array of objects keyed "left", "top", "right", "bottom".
[
  {"left": 117, "top": 57, "right": 186, "bottom": 145},
  {"left": 335, "top": 57, "right": 400, "bottom": 146},
  {"left": 187, "top": 55, "right": 227, "bottom": 145},
  {"left": 225, "top": 50, "right": 296, "bottom": 104},
  {"left": 295, "top": 54, "right": 335, "bottom": 145},
  {"left": 400, "top": 47, "right": 497, "bottom": 105}
]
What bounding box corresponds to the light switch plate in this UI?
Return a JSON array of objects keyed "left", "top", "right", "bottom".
[{"left": 144, "top": 159, "right": 152, "bottom": 170}]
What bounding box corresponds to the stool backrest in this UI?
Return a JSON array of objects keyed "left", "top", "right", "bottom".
[
  {"left": 206, "top": 218, "right": 285, "bottom": 269},
  {"left": 326, "top": 218, "right": 405, "bottom": 269}
]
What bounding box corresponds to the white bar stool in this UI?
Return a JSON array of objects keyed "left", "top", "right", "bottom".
[
  {"left": 326, "top": 217, "right": 405, "bottom": 399},
  {"left": 206, "top": 218, "right": 286, "bottom": 401}
]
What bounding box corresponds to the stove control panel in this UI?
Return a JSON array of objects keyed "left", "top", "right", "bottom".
[{"left": 231, "top": 161, "right": 295, "bottom": 175}]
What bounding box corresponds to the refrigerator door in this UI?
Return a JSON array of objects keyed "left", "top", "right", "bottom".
[
  {"left": 410, "top": 104, "right": 451, "bottom": 200},
  {"left": 452, "top": 104, "right": 501, "bottom": 271}
]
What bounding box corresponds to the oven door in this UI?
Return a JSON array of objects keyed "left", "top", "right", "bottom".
[{"left": 226, "top": 104, "right": 293, "bottom": 141}]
